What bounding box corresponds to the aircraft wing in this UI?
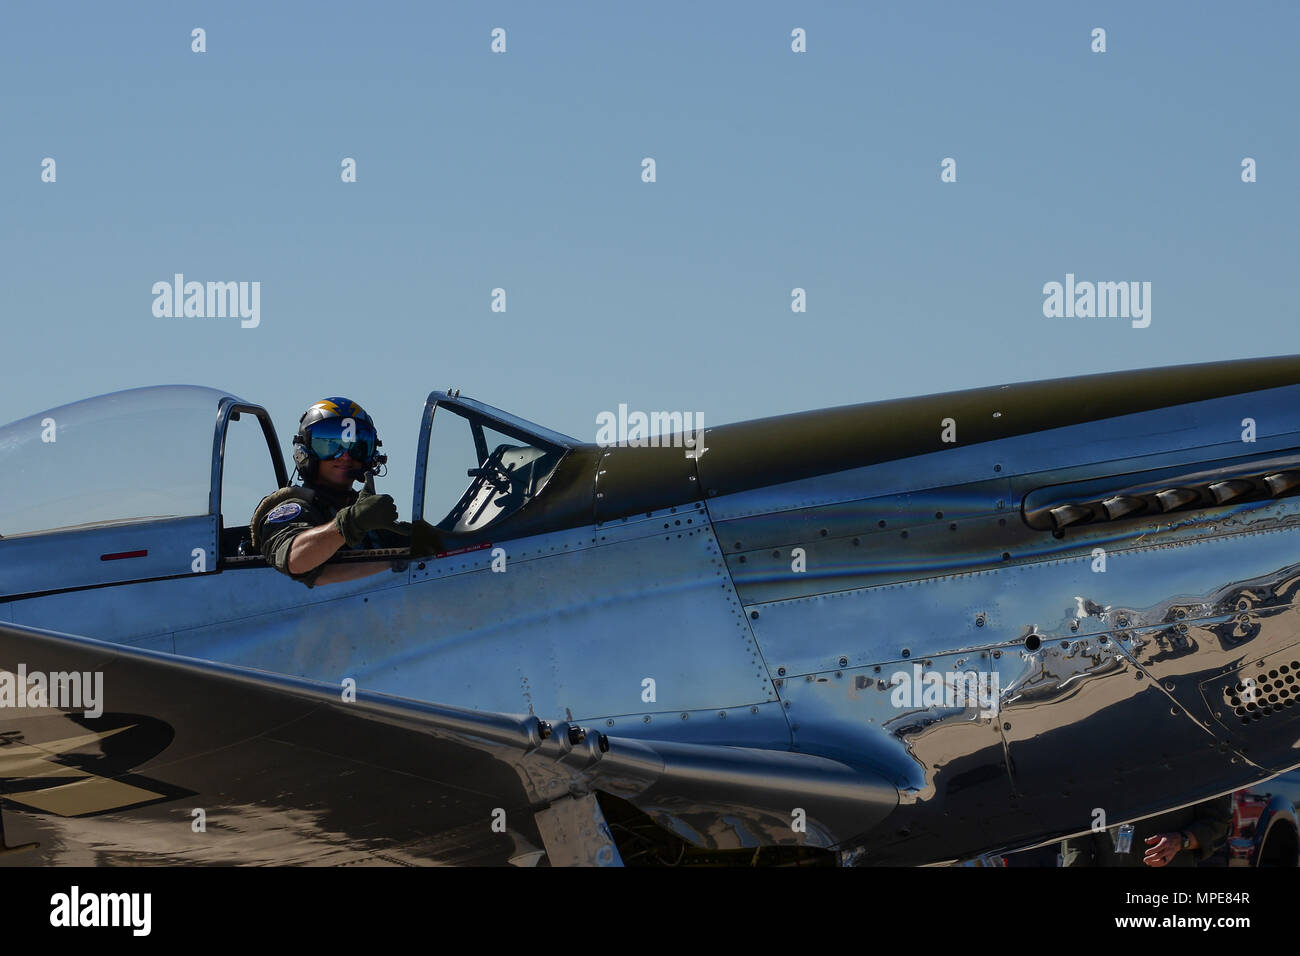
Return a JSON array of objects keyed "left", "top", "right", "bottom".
[{"left": 0, "top": 622, "right": 897, "bottom": 865}]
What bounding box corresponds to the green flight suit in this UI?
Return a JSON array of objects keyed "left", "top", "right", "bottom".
[{"left": 253, "top": 482, "right": 405, "bottom": 588}]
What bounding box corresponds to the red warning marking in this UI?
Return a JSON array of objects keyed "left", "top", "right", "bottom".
[{"left": 434, "top": 542, "right": 494, "bottom": 559}]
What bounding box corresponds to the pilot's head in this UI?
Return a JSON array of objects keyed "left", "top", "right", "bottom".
[{"left": 292, "top": 397, "right": 386, "bottom": 491}]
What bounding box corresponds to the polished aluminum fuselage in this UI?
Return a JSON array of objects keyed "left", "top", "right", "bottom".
[{"left": 5, "top": 362, "right": 1300, "bottom": 864}]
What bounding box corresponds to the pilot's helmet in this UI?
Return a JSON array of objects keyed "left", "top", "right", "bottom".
[{"left": 292, "top": 397, "right": 385, "bottom": 482}]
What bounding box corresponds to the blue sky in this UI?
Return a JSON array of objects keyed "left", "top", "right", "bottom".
[{"left": 2, "top": 1, "right": 1296, "bottom": 511}]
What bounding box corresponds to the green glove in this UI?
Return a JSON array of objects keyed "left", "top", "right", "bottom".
[
  {"left": 407, "top": 519, "right": 444, "bottom": 558},
  {"left": 335, "top": 490, "right": 399, "bottom": 546}
]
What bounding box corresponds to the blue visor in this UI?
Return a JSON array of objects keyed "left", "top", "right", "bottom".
[{"left": 309, "top": 417, "right": 376, "bottom": 463}]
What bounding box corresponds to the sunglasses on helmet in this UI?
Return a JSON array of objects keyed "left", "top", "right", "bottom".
[{"left": 308, "top": 418, "right": 376, "bottom": 463}]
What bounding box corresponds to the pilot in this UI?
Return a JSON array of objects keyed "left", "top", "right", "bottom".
[
  {"left": 1060, "top": 794, "right": 1232, "bottom": 867},
  {"left": 250, "top": 397, "right": 438, "bottom": 587}
]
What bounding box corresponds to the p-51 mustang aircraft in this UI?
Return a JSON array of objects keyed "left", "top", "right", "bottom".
[{"left": 4, "top": 355, "right": 1300, "bottom": 866}]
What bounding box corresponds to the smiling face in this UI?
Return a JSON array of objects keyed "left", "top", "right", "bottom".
[{"left": 317, "top": 451, "right": 360, "bottom": 491}]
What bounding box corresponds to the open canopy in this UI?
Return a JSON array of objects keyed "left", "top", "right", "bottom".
[{"left": 0, "top": 386, "right": 241, "bottom": 539}]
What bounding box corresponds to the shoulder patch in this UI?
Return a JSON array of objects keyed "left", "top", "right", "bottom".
[{"left": 264, "top": 502, "right": 304, "bottom": 524}]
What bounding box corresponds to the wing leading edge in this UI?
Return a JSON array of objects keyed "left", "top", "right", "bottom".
[{"left": 0, "top": 622, "right": 897, "bottom": 866}]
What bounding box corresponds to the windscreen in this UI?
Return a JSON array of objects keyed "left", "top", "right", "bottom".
[{"left": 423, "top": 403, "right": 565, "bottom": 532}]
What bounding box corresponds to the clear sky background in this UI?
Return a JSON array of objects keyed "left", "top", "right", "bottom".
[{"left": 2, "top": 1, "right": 1296, "bottom": 513}]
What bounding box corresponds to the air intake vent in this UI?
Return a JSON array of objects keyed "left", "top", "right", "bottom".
[{"left": 1213, "top": 659, "right": 1300, "bottom": 725}]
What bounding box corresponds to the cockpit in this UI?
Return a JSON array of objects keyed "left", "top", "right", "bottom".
[{"left": 0, "top": 385, "right": 577, "bottom": 599}]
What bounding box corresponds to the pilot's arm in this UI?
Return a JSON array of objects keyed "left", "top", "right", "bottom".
[
  {"left": 285, "top": 521, "right": 390, "bottom": 586},
  {"left": 285, "top": 521, "right": 349, "bottom": 575},
  {"left": 257, "top": 493, "right": 396, "bottom": 587},
  {"left": 257, "top": 499, "right": 331, "bottom": 588}
]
